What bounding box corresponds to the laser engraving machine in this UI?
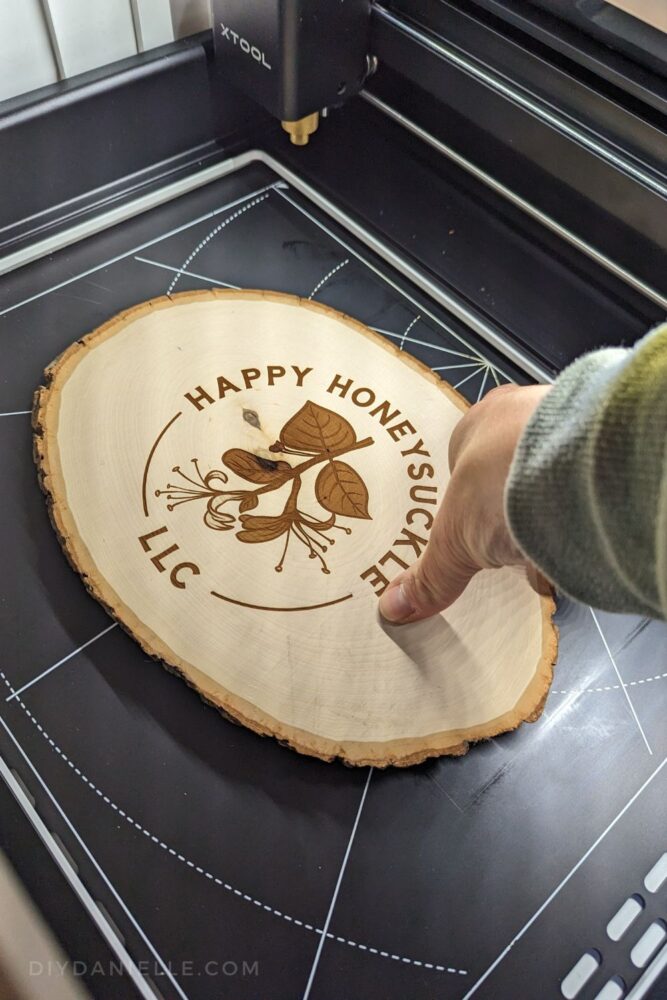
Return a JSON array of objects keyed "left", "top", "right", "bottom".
[
  {"left": 211, "top": 0, "right": 374, "bottom": 145},
  {"left": 0, "top": 1, "right": 665, "bottom": 998}
]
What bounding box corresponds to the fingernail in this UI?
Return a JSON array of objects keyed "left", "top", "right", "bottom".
[{"left": 379, "top": 582, "right": 415, "bottom": 623}]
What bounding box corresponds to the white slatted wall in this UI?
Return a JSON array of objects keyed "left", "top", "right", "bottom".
[{"left": 0, "top": 0, "right": 213, "bottom": 103}]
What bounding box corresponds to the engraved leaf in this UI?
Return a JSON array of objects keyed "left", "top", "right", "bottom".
[
  {"left": 222, "top": 449, "right": 291, "bottom": 484},
  {"left": 236, "top": 514, "right": 291, "bottom": 543},
  {"left": 315, "top": 461, "right": 371, "bottom": 519},
  {"left": 279, "top": 401, "right": 356, "bottom": 455}
]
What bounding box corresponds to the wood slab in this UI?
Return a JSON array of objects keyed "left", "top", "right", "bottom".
[{"left": 34, "top": 290, "right": 557, "bottom": 766}]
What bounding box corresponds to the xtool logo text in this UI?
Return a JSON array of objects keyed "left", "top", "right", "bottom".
[{"left": 219, "top": 22, "right": 272, "bottom": 69}]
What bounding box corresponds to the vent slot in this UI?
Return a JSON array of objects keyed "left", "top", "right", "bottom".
[
  {"left": 644, "top": 853, "right": 667, "bottom": 894},
  {"left": 592, "top": 976, "right": 625, "bottom": 1000},
  {"left": 561, "top": 949, "right": 601, "bottom": 998},
  {"left": 607, "top": 895, "right": 644, "bottom": 942},
  {"left": 630, "top": 921, "right": 667, "bottom": 969}
]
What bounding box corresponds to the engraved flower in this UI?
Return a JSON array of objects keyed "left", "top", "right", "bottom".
[
  {"left": 204, "top": 496, "right": 237, "bottom": 531},
  {"left": 236, "top": 506, "right": 343, "bottom": 574}
]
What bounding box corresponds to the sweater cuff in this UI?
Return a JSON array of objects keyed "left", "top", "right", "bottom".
[{"left": 504, "top": 343, "right": 658, "bottom": 616}]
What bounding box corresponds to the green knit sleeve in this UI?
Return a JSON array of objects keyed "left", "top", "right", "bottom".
[{"left": 505, "top": 323, "right": 667, "bottom": 619}]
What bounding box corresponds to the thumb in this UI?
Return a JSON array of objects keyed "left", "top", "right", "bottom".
[{"left": 378, "top": 532, "right": 479, "bottom": 624}]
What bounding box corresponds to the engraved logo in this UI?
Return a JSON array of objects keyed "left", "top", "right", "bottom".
[{"left": 138, "top": 364, "right": 438, "bottom": 613}]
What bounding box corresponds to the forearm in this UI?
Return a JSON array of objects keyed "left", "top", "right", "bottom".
[{"left": 505, "top": 323, "right": 667, "bottom": 619}]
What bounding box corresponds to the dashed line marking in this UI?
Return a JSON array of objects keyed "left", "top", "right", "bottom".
[
  {"left": 0, "top": 183, "right": 278, "bottom": 319},
  {"left": 553, "top": 671, "right": 667, "bottom": 695},
  {"left": 166, "top": 193, "right": 270, "bottom": 295},
  {"left": 398, "top": 315, "right": 421, "bottom": 350},
  {"left": 0, "top": 669, "right": 467, "bottom": 977},
  {"left": 308, "top": 258, "right": 349, "bottom": 299}
]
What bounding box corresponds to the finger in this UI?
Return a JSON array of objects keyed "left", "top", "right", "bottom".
[{"left": 378, "top": 529, "right": 479, "bottom": 624}]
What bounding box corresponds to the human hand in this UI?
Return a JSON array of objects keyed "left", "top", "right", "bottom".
[{"left": 378, "top": 383, "right": 551, "bottom": 624}]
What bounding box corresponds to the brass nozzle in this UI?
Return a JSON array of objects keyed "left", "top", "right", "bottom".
[{"left": 281, "top": 112, "right": 320, "bottom": 146}]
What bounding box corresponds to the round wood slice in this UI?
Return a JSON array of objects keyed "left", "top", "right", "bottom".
[{"left": 34, "top": 290, "right": 557, "bottom": 766}]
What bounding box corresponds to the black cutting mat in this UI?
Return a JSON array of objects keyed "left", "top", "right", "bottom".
[{"left": 0, "top": 161, "right": 665, "bottom": 1000}]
